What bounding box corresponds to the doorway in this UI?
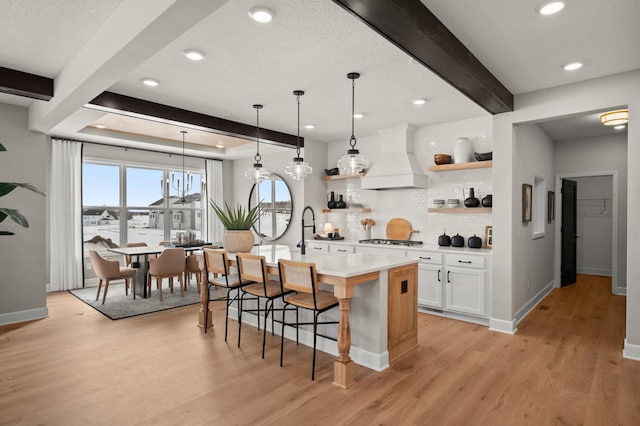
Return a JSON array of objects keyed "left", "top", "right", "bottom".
[{"left": 554, "top": 172, "right": 619, "bottom": 294}]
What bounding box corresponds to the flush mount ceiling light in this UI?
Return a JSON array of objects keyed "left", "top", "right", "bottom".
[
  {"left": 183, "top": 49, "right": 205, "bottom": 61},
  {"left": 600, "top": 109, "right": 629, "bottom": 126},
  {"left": 563, "top": 62, "right": 583, "bottom": 71},
  {"left": 337, "top": 72, "right": 369, "bottom": 176},
  {"left": 141, "top": 78, "right": 159, "bottom": 87},
  {"left": 248, "top": 6, "right": 274, "bottom": 23},
  {"left": 537, "top": 1, "right": 564, "bottom": 15},
  {"left": 412, "top": 98, "right": 427, "bottom": 105},
  {"left": 245, "top": 104, "right": 270, "bottom": 183},
  {"left": 285, "top": 90, "right": 312, "bottom": 181}
]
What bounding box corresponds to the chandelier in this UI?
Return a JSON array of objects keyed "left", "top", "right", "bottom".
[
  {"left": 337, "top": 72, "right": 369, "bottom": 175},
  {"left": 285, "top": 90, "right": 312, "bottom": 180},
  {"left": 245, "top": 104, "right": 270, "bottom": 183},
  {"left": 161, "top": 130, "right": 193, "bottom": 203}
]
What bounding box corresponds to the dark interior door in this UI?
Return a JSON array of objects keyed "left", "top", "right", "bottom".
[{"left": 561, "top": 179, "right": 578, "bottom": 286}]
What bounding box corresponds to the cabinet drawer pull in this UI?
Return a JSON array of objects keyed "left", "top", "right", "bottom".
[
  {"left": 458, "top": 260, "right": 472, "bottom": 264},
  {"left": 447, "top": 270, "right": 451, "bottom": 283},
  {"left": 315, "top": 247, "right": 323, "bottom": 250},
  {"left": 337, "top": 249, "right": 347, "bottom": 252},
  {"left": 437, "top": 269, "right": 441, "bottom": 282},
  {"left": 419, "top": 256, "right": 431, "bottom": 260}
]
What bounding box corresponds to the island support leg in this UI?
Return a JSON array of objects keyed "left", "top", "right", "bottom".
[{"left": 333, "top": 297, "right": 355, "bottom": 389}]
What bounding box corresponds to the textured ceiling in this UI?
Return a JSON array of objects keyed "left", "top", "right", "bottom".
[{"left": 0, "top": 0, "right": 638, "bottom": 156}]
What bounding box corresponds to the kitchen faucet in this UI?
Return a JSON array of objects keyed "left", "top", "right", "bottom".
[{"left": 300, "top": 206, "right": 316, "bottom": 255}]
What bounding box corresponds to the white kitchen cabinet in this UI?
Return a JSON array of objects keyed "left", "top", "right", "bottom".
[
  {"left": 444, "top": 253, "right": 486, "bottom": 317},
  {"left": 306, "top": 242, "right": 330, "bottom": 253},
  {"left": 418, "top": 263, "right": 443, "bottom": 308}
]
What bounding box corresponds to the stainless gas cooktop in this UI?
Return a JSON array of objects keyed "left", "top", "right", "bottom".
[{"left": 358, "top": 238, "right": 423, "bottom": 247}]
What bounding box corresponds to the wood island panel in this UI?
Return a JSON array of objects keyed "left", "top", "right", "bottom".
[{"left": 387, "top": 264, "right": 418, "bottom": 363}]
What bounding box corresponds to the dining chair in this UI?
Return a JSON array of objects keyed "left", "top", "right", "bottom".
[
  {"left": 147, "top": 247, "right": 186, "bottom": 301},
  {"left": 89, "top": 250, "right": 137, "bottom": 304},
  {"left": 278, "top": 259, "right": 339, "bottom": 380},
  {"left": 124, "top": 242, "right": 158, "bottom": 269},
  {"left": 202, "top": 248, "right": 252, "bottom": 340},
  {"left": 185, "top": 245, "right": 218, "bottom": 293},
  {"left": 236, "top": 253, "right": 292, "bottom": 358}
]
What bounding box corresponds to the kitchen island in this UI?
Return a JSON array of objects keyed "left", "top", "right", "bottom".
[{"left": 199, "top": 244, "right": 418, "bottom": 388}]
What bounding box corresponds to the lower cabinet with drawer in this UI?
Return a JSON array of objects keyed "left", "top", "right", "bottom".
[{"left": 415, "top": 250, "right": 490, "bottom": 323}]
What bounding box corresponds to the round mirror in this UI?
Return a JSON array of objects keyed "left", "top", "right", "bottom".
[{"left": 248, "top": 174, "right": 293, "bottom": 241}]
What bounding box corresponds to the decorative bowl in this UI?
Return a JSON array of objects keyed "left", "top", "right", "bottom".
[
  {"left": 432, "top": 199, "right": 445, "bottom": 208},
  {"left": 324, "top": 168, "right": 339, "bottom": 176},
  {"left": 434, "top": 154, "right": 452, "bottom": 165},
  {"left": 474, "top": 151, "right": 492, "bottom": 162}
]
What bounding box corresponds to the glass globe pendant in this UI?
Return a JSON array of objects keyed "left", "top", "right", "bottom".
[
  {"left": 337, "top": 72, "right": 369, "bottom": 175},
  {"left": 285, "top": 90, "right": 312, "bottom": 180},
  {"left": 245, "top": 104, "right": 270, "bottom": 183}
]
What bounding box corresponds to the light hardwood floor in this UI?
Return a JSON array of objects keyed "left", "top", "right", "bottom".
[{"left": 1, "top": 274, "right": 638, "bottom": 425}]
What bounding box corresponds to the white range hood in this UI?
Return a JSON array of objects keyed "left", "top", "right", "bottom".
[{"left": 361, "top": 125, "right": 428, "bottom": 190}]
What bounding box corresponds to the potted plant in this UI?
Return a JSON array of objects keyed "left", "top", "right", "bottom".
[
  {"left": 210, "top": 200, "right": 262, "bottom": 252},
  {"left": 1, "top": 143, "right": 45, "bottom": 236}
]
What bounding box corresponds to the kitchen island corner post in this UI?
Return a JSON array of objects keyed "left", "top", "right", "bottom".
[
  {"left": 333, "top": 296, "right": 355, "bottom": 388},
  {"left": 198, "top": 280, "right": 213, "bottom": 330}
]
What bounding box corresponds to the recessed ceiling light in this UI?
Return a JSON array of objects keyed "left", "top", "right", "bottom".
[
  {"left": 353, "top": 113, "right": 364, "bottom": 119},
  {"left": 614, "top": 125, "right": 626, "bottom": 130},
  {"left": 412, "top": 99, "right": 427, "bottom": 105},
  {"left": 537, "top": 2, "right": 565, "bottom": 15},
  {"left": 95, "top": 124, "right": 106, "bottom": 129},
  {"left": 248, "top": 6, "right": 274, "bottom": 23},
  {"left": 563, "top": 62, "right": 583, "bottom": 71},
  {"left": 141, "top": 78, "right": 159, "bottom": 87},
  {"left": 215, "top": 143, "right": 225, "bottom": 149},
  {"left": 305, "top": 124, "right": 315, "bottom": 129},
  {"left": 183, "top": 49, "right": 205, "bottom": 61}
]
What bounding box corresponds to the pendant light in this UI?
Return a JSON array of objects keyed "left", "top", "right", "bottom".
[
  {"left": 245, "top": 104, "right": 270, "bottom": 183},
  {"left": 337, "top": 72, "right": 369, "bottom": 175},
  {"left": 285, "top": 90, "right": 312, "bottom": 180},
  {"left": 161, "top": 130, "right": 193, "bottom": 203}
]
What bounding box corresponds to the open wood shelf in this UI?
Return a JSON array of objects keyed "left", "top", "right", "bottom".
[
  {"left": 428, "top": 207, "right": 492, "bottom": 213},
  {"left": 322, "top": 208, "right": 371, "bottom": 213},
  {"left": 428, "top": 161, "right": 492, "bottom": 172},
  {"left": 322, "top": 172, "right": 365, "bottom": 181}
]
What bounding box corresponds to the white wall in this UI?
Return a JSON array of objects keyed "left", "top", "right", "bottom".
[
  {"left": 512, "top": 123, "right": 555, "bottom": 317},
  {"left": 554, "top": 134, "right": 627, "bottom": 289},
  {"left": 493, "top": 70, "right": 639, "bottom": 358},
  {"left": 0, "top": 104, "right": 48, "bottom": 324}
]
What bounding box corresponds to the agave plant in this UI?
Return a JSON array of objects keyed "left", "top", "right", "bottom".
[
  {"left": 0, "top": 143, "right": 45, "bottom": 235},
  {"left": 209, "top": 200, "right": 262, "bottom": 230}
]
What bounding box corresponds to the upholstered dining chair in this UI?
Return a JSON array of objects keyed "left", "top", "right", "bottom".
[
  {"left": 236, "top": 253, "right": 292, "bottom": 358},
  {"left": 147, "top": 247, "right": 186, "bottom": 301},
  {"left": 278, "top": 259, "right": 339, "bottom": 380},
  {"left": 124, "top": 242, "right": 158, "bottom": 268},
  {"left": 202, "top": 248, "right": 252, "bottom": 340},
  {"left": 89, "top": 250, "right": 137, "bottom": 304},
  {"left": 184, "top": 245, "right": 218, "bottom": 293}
]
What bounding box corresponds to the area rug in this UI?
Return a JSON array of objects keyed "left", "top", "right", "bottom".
[{"left": 69, "top": 283, "right": 202, "bottom": 320}]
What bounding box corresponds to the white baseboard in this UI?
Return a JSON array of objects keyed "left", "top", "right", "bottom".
[
  {"left": 514, "top": 280, "right": 555, "bottom": 325},
  {"left": 488, "top": 318, "right": 517, "bottom": 334},
  {"left": 0, "top": 307, "right": 49, "bottom": 326},
  {"left": 623, "top": 339, "right": 640, "bottom": 361},
  {"left": 228, "top": 306, "right": 389, "bottom": 371},
  {"left": 613, "top": 286, "right": 627, "bottom": 296},
  {"left": 577, "top": 267, "right": 611, "bottom": 276}
]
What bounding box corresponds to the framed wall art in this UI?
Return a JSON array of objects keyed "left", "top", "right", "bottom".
[
  {"left": 485, "top": 226, "right": 493, "bottom": 249},
  {"left": 522, "top": 183, "right": 532, "bottom": 222}
]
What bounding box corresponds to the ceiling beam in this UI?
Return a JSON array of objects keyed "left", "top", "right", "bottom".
[
  {"left": 332, "top": 0, "right": 513, "bottom": 114},
  {"left": 87, "top": 92, "right": 301, "bottom": 148},
  {"left": 0, "top": 67, "right": 53, "bottom": 101}
]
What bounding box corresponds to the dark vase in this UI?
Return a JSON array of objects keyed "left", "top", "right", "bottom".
[
  {"left": 336, "top": 194, "right": 347, "bottom": 209},
  {"left": 327, "top": 191, "right": 337, "bottom": 209},
  {"left": 464, "top": 187, "right": 480, "bottom": 208},
  {"left": 482, "top": 194, "right": 492, "bottom": 207}
]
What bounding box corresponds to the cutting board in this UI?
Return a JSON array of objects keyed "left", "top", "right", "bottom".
[{"left": 386, "top": 218, "right": 418, "bottom": 240}]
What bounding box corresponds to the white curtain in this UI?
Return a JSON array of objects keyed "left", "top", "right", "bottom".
[
  {"left": 206, "top": 159, "right": 224, "bottom": 244},
  {"left": 50, "top": 138, "right": 83, "bottom": 291}
]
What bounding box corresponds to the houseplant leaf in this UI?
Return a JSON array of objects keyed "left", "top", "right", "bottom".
[{"left": 0, "top": 208, "right": 30, "bottom": 228}]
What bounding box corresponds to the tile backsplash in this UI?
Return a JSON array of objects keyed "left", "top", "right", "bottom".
[{"left": 323, "top": 168, "right": 493, "bottom": 246}]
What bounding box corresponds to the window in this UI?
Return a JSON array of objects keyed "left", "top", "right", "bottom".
[
  {"left": 533, "top": 174, "right": 546, "bottom": 239},
  {"left": 82, "top": 162, "right": 205, "bottom": 255}
]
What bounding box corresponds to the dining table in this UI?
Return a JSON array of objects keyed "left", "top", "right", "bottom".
[
  {"left": 108, "top": 244, "right": 207, "bottom": 298},
  {"left": 197, "top": 244, "right": 419, "bottom": 389}
]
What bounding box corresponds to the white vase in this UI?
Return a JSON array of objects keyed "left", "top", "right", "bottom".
[
  {"left": 453, "top": 137, "right": 472, "bottom": 164},
  {"left": 223, "top": 230, "right": 255, "bottom": 253}
]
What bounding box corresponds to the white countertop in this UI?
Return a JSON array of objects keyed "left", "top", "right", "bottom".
[
  {"left": 307, "top": 239, "right": 492, "bottom": 255},
  {"left": 232, "top": 245, "right": 418, "bottom": 278}
]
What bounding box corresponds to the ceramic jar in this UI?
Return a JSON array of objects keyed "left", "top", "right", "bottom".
[{"left": 453, "top": 137, "right": 473, "bottom": 164}]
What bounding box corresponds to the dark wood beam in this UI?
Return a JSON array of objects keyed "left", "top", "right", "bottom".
[
  {"left": 0, "top": 67, "right": 53, "bottom": 101},
  {"left": 88, "top": 91, "right": 302, "bottom": 148},
  {"left": 331, "top": 0, "right": 513, "bottom": 114}
]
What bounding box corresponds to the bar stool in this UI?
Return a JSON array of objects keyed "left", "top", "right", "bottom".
[{"left": 278, "top": 259, "right": 339, "bottom": 380}]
